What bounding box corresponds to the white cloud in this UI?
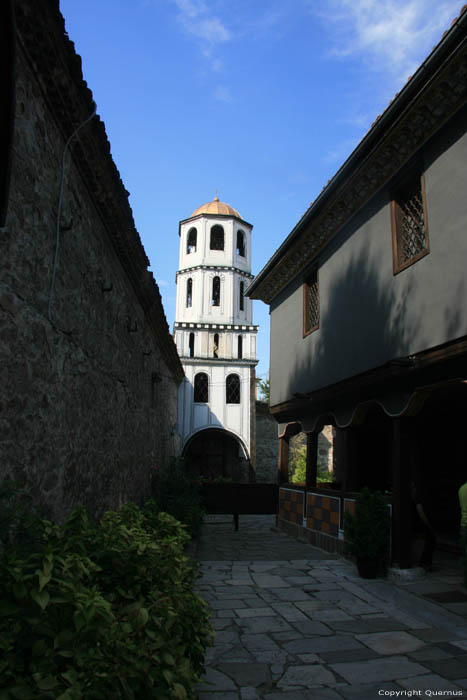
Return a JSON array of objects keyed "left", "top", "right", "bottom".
[
  {"left": 173, "top": 0, "right": 231, "bottom": 47},
  {"left": 310, "top": 0, "right": 461, "bottom": 85},
  {"left": 213, "top": 85, "right": 233, "bottom": 102}
]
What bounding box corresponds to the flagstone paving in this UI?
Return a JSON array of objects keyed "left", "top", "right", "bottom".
[{"left": 193, "top": 515, "right": 467, "bottom": 699}]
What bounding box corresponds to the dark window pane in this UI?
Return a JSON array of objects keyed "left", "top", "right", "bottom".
[
  {"left": 187, "top": 227, "right": 197, "bottom": 254},
  {"left": 239, "top": 281, "right": 245, "bottom": 311},
  {"left": 194, "top": 372, "right": 208, "bottom": 403},
  {"left": 186, "top": 278, "right": 192, "bottom": 307},
  {"left": 226, "top": 374, "right": 240, "bottom": 404},
  {"left": 212, "top": 276, "right": 220, "bottom": 306},
  {"left": 210, "top": 225, "right": 224, "bottom": 251},
  {"left": 237, "top": 230, "right": 245, "bottom": 257}
]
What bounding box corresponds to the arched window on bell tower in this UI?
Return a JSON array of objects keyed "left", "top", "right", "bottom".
[
  {"left": 239, "top": 280, "right": 245, "bottom": 311},
  {"left": 210, "top": 225, "right": 224, "bottom": 251},
  {"left": 237, "top": 335, "right": 243, "bottom": 359},
  {"left": 194, "top": 372, "right": 209, "bottom": 403},
  {"left": 187, "top": 227, "right": 197, "bottom": 254},
  {"left": 212, "top": 276, "right": 220, "bottom": 306},
  {"left": 186, "top": 277, "right": 192, "bottom": 307},
  {"left": 237, "top": 230, "right": 245, "bottom": 257},
  {"left": 226, "top": 374, "right": 240, "bottom": 404}
]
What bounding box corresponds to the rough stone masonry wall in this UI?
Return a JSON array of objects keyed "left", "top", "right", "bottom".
[
  {"left": 0, "top": 7, "right": 182, "bottom": 522},
  {"left": 255, "top": 402, "right": 279, "bottom": 483}
]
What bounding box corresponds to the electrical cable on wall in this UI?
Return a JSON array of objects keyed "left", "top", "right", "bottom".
[{"left": 48, "top": 103, "right": 97, "bottom": 323}]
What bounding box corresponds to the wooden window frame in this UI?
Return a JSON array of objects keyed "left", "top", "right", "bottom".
[
  {"left": 391, "top": 172, "right": 430, "bottom": 275},
  {"left": 302, "top": 269, "right": 320, "bottom": 338}
]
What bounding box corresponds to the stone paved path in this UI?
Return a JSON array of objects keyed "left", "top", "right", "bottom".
[{"left": 193, "top": 515, "right": 467, "bottom": 699}]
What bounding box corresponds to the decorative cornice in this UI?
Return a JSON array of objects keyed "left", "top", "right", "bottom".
[
  {"left": 15, "top": 0, "right": 184, "bottom": 382},
  {"left": 181, "top": 357, "right": 258, "bottom": 367},
  {"left": 174, "top": 322, "right": 258, "bottom": 332},
  {"left": 247, "top": 11, "right": 467, "bottom": 305},
  {"left": 176, "top": 265, "right": 254, "bottom": 279}
]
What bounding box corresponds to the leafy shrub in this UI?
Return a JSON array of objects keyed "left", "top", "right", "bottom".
[
  {"left": 344, "top": 487, "right": 391, "bottom": 564},
  {"left": 289, "top": 446, "right": 329, "bottom": 485},
  {"left": 152, "top": 458, "right": 204, "bottom": 537},
  {"left": 0, "top": 500, "right": 213, "bottom": 699}
]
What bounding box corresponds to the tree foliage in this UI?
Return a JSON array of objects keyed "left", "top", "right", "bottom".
[
  {"left": 0, "top": 497, "right": 213, "bottom": 699},
  {"left": 256, "top": 376, "right": 270, "bottom": 404}
]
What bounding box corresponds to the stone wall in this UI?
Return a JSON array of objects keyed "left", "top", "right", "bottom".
[
  {"left": 255, "top": 401, "right": 278, "bottom": 483},
  {"left": 0, "top": 0, "right": 184, "bottom": 522}
]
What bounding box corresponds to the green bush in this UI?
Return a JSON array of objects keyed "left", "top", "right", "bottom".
[
  {"left": 289, "top": 446, "right": 329, "bottom": 485},
  {"left": 344, "top": 487, "right": 391, "bottom": 564},
  {"left": 0, "top": 500, "right": 213, "bottom": 699},
  {"left": 151, "top": 458, "right": 204, "bottom": 537}
]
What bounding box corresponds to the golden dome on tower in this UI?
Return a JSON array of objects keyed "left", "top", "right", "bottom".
[{"left": 190, "top": 196, "right": 241, "bottom": 219}]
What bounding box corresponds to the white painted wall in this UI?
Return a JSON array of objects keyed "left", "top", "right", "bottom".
[{"left": 174, "top": 206, "right": 257, "bottom": 458}]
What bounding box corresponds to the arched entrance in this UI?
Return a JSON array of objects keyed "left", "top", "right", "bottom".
[{"left": 183, "top": 428, "right": 250, "bottom": 482}]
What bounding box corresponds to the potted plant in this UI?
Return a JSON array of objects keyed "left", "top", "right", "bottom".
[{"left": 344, "top": 487, "right": 391, "bottom": 578}]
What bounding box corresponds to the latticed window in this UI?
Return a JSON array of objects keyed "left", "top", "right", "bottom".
[
  {"left": 186, "top": 227, "right": 197, "bottom": 254},
  {"left": 212, "top": 276, "right": 220, "bottom": 306},
  {"left": 303, "top": 270, "right": 319, "bottom": 336},
  {"left": 226, "top": 374, "right": 240, "bottom": 404},
  {"left": 194, "top": 372, "right": 208, "bottom": 403},
  {"left": 391, "top": 174, "right": 429, "bottom": 273},
  {"left": 210, "top": 225, "right": 224, "bottom": 251}
]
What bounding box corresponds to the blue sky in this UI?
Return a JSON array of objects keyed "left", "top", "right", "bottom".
[{"left": 60, "top": 0, "right": 461, "bottom": 378}]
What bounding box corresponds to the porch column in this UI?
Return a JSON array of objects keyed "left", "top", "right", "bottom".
[
  {"left": 278, "top": 436, "right": 289, "bottom": 483},
  {"left": 305, "top": 431, "right": 318, "bottom": 488},
  {"left": 391, "top": 418, "right": 413, "bottom": 568},
  {"left": 336, "top": 427, "right": 359, "bottom": 492}
]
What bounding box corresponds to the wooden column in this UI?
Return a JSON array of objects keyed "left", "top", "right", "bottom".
[
  {"left": 305, "top": 432, "right": 318, "bottom": 488},
  {"left": 278, "top": 436, "right": 289, "bottom": 484},
  {"left": 391, "top": 418, "right": 413, "bottom": 568}
]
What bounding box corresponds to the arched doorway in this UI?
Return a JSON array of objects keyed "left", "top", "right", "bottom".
[{"left": 183, "top": 428, "right": 250, "bottom": 482}]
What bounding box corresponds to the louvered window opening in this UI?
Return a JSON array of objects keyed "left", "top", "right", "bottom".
[
  {"left": 194, "top": 373, "right": 209, "bottom": 403},
  {"left": 226, "top": 374, "right": 240, "bottom": 404},
  {"left": 304, "top": 272, "right": 319, "bottom": 334},
  {"left": 394, "top": 177, "right": 427, "bottom": 266}
]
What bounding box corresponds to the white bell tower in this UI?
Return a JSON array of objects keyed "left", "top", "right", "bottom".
[{"left": 174, "top": 197, "right": 258, "bottom": 479}]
